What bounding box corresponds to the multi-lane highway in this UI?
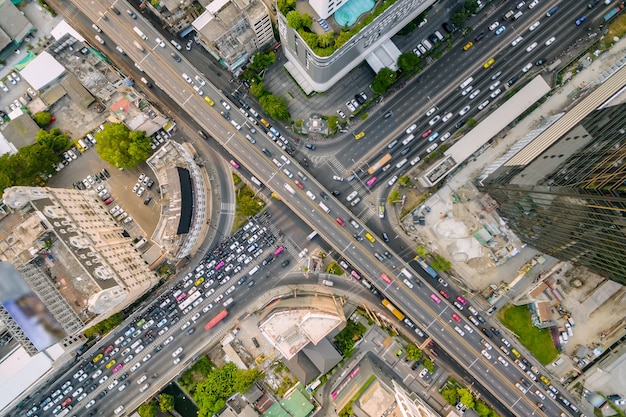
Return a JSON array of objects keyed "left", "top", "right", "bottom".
[{"left": 19, "top": 0, "right": 604, "bottom": 416}]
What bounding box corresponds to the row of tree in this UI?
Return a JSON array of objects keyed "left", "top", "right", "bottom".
[
  {"left": 441, "top": 383, "right": 501, "bottom": 417},
  {"left": 137, "top": 393, "right": 175, "bottom": 417}
]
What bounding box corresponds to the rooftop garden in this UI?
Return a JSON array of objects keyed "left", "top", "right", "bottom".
[{"left": 278, "top": 0, "right": 399, "bottom": 56}]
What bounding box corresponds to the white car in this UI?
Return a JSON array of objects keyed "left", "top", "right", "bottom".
[
  {"left": 441, "top": 112, "right": 453, "bottom": 122},
  {"left": 171, "top": 40, "right": 182, "bottom": 50},
  {"left": 85, "top": 400, "right": 96, "bottom": 409},
  {"left": 202, "top": 304, "right": 214, "bottom": 313},
  {"left": 461, "top": 85, "right": 473, "bottom": 96},
  {"left": 528, "top": 0, "right": 539, "bottom": 8},
  {"left": 477, "top": 100, "right": 490, "bottom": 111},
  {"left": 130, "top": 362, "right": 142, "bottom": 372},
  {"left": 142, "top": 354, "right": 152, "bottom": 362},
  {"left": 522, "top": 62, "right": 533, "bottom": 73},
  {"left": 172, "top": 347, "right": 184, "bottom": 357},
  {"left": 481, "top": 350, "right": 492, "bottom": 360},
  {"left": 426, "top": 143, "right": 438, "bottom": 153},
  {"left": 469, "top": 90, "right": 480, "bottom": 100},
  {"left": 116, "top": 46, "right": 125, "bottom": 55},
  {"left": 346, "top": 101, "right": 356, "bottom": 112},
  {"left": 94, "top": 35, "right": 104, "bottom": 44},
  {"left": 182, "top": 73, "right": 192, "bottom": 83},
  {"left": 107, "top": 380, "right": 119, "bottom": 390},
  {"left": 163, "top": 335, "right": 174, "bottom": 345},
  {"left": 488, "top": 21, "right": 500, "bottom": 31},
  {"left": 405, "top": 124, "right": 417, "bottom": 134},
  {"left": 498, "top": 356, "right": 509, "bottom": 366},
  {"left": 528, "top": 21, "right": 540, "bottom": 31},
  {"left": 425, "top": 106, "right": 438, "bottom": 116},
  {"left": 337, "top": 109, "right": 346, "bottom": 118},
  {"left": 10, "top": 72, "right": 20, "bottom": 81},
  {"left": 195, "top": 76, "right": 206, "bottom": 86},
  {"left": 98, "top": 375, "right": 108, "bottom": 384},
  {"left": 526, "top": 42, "right": 537, "bottom": 52},
  {"left": 459, "top": 105, "right": 470, "bottom": 116},
  {"left": 221, "top": 100, "right": 231, "bottom": 110},
  {"left": 490, "top": 89, "right": 502, "bottom": 99},
  {"left": 137, "top": 186, "right": 145, "bottom": 196},
  {"left": 193, "top": 85, "right": 204, "bottom": 96},
  {"left": 428, "top": 115, "right": 440, "bottom": 126},
  {"left": 489, "top": 81, "right": 500, "bottom": 90},
  {"left": 545, "top": 36, "right": 556, "bottom": 46},
  {"left": 440, "top": 132, "right": 451, "bottom": 142},
  {"left": 511, "top": 36, "right": 524, "bottom": 47},
  {"left": 155, "top": 37, "right": 166, "bottom": 48}
]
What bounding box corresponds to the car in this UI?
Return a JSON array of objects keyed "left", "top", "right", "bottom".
[
  {"left": 337, "top": 109, "right": 346, "bottom": 118},
  {"left": 511, "top": 36, "right": 524, "bottom": 47},
  {"left": 461, "top": 85, "right": 473, "bottom": 96},
  {"left": 440, "top": 132, "right": 451, "bottom": 142},
  {"left": 522, "top": 63, "right": 533, "bottom": 73},
  {"left": 171, "top": 40, "right": 182, "bottom": 50},
  {"left": 85, "top": 399, "right": 96, "bottom": 409},
  {"left": 498, "top": 356, "right": 509, "bottom": 366},
  {"left": 495, "top": 26, "right": 506, "bottom": 35},
  {"left": 483, "top": 58, "right": 495, "bottom": 69},
  {"left": 478, "top": 100, "right": 490, "bottom": 111},
  {"left": 441, "top": 112, "right": 453, "bottom": 122},
  {"left": 10, "top": 72, "right": 19, "bottom": 82},
  {"left": 98, "top": 375, "right": 108, "bottom": 384},
  {"left": 186, "top": 39, "right": 193, "bottom": 50},
  {"left": 421, "top": 129, "right": 432, "bottom": 138},
  {"left": 459, "top": 105, "right": 470, "bottom": 116},
  {"left": 426, "top": 106, "right": 438, "bottom": 117},
  {"left": 105, "top": 359, "right": 116, "bottom": 369},
  {"left": 535, "top": 58, "right": 547, "bottom": 66},
  {"left": 490, "top": 89, "right": 502, "bottom": 99},
  {"left": 545, "top": 36, "right": 556, "bottom": 46},
  {"left": 528, "top": 0, "right": 539, "bottom": 7},
  {"left": 526, "top": 42, "right": 537, "bottom": 52},
  {"left": 489, "top": 81, "right": 500, "bottom": 91},
  {"left": 126, "top": 9, "right": 137, "bottom": 18},
  {"left": 130, "top": 362, "right": 142, "bottom": 372},
  {"left": 488, "top": 21, "right": 500, "bottom": 31},
  {"left": 6, "top": 73, "right": 16, "bottom": 85},
  {"left": 481, "top": 349, "right": 492, "bottom": 360},
  {"left": 406, "top": 124, "right": 417, "bottom": 134},
  {"left": 453, "top": 301, "right": 464, "bottom": 310},
  {"left": 93, "top": 354, "right": 103, "bottom": 363},
  {"left": 469, "top": 89, "right": 480, "bottom": 100},
  {"left": 193, "top": 85, "right": 204, "bottom": 95},
  {"left": 463, "top": 41, "right": 473, "bottom": 51},
  {"left": 576, "top": 16, "right": 586, "bottom": 26},
  {"left": 529, "top": 21, "right": 540, "bottom": 31},
  {"left": 452, "top": 313, "right": 461, "bottom": 322},
  {"left": 155, "top": 37, "right": 166, "bottom": 48},
  {"left": 94, "top": 35, "right": 104, "bottom": 44},
  {"left": 171, "top": 52, "right": 182, "bottom": 62},
  {"left": 346, "top": 101, "right": 356, "bottom": 112},
  {"left": 336, "top": 217, "right": 346, "bottom": 226},
  {"left": 439, "top": 289, "right": 449, "bottom": 299}
]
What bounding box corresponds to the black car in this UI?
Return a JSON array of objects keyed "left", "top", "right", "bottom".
[
  {"left": 101, "top": 168, "right": 110, "bottom": 178},
  {"left": 481, "top": 327, "right": 494, "bottom": 338},
  {"left": 535, "top": 58, "right": 546, "bottom": 66},
  {"left": 281, "top": 260, "right": 290, "bottom": 268},
  {"left": 320, "top": 191, "right": 329, "bottom": 200},
  {"left": 262, "top": 148, "right": 272, "bottom": 157},
  {"left": 331, "top": 190, "right": 340, "bottom": 196},
  {"left": 198, "top": 130, "right": 208, "bottom": 140},
  {"left": 146, "top": 179, "right": 154, "bottom": 189},
  {"left": 88, "top": 384, "right": 97, "bottom": 392},
  {"left": 411, "top": 361, "right": 419, "bottom": 371},
  {"left": 490, "top": 326, "right": 501, "bottom": 336},
  {"left": 187, "top": 327, "right": 196, "bottom": 335},
  {"left": 354, "top": 93, "right": 366, "bottom": 105},
  {"left": 252, "top": 337, "right": 260, "bottom": 348},
  {"left": 507, "top": 76, "right": 520, "bottom": 87},
  {"left": 455, "top": 119, "right": 467, "bottom": 129},
  {"left": 98, "top": 390, "right": 108, "bottom": 399},
  {"left": 154, "top": 345, "right": 163, "bottom": 352},
  {"left": 474, "top": 32, "right": 485, "bottom": 42},
  {"left": 588, "top": 0, "right": 599, "bottom": 8},
  {"left": 171, "top": 53, "right": 181, "bottom": 62},
  {"left": 144, "top": 196, "right": 152, "bottom": 205},
  {"left": 110, "top": 5, "right": 121, "bottom": 14},
  {"left": 442, "top": 22, "right": 458, "bottom": 33}
]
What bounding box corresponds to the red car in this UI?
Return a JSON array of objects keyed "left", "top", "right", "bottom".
[
  {"left": 421, "top": 129, "right": 432, "bottom": 138},
  {"left": 104, "top": 197, "right": 114, "bottom": 205},
  {"left": 294, "top": 180, "right": 304, "bottom": 189},
  {"left": 439, "top": 289, "right": 449, "bottom": 299},
  {"left": 62, "top": 398, "right": 72, "bottom": 407},
  {"left": 429, "top": 348, "right": 439, "bottom": 357},
  {"left": 104, "top": 344, "right": 114, "bottom": 354},
  {"left": 452, "top": 313, "right": 461, "bottom": 322},
  {"left": 336, "top": 217, "right": 345, "bottom": 226}
]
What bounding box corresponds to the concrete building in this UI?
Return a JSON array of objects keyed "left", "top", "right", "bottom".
[
  {"left": 277, "top": 0, "right": 436, "bottom": 93},
  {"left": 0, "top": 0, "right": 35, "bottom": 60},
  {"left": 192, "top": 0, "right": 275, "bottom": 72},
  {"left": 478, "top": 102, "right": 626, "bottom": 286},
  {"left": 1, "top": 186, "right": 159, "bottom": 329}
]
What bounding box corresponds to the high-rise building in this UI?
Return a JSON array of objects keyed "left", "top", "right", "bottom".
[
  {"left": 192, "top": 0, "right": 275, "bottom": 73},
  {"left": 277, "top": 0, "right": 436, "bottom": 93},
  {"left": 478, "top": 103, "right": 626, "bottom": 285},
  {"left": 1, "top": 186, "right": 159, "bottom": 338}
]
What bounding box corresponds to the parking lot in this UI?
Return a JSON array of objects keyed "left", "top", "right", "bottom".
[{"left": 47, "top": 143, "right": 162, "bottom": 239}]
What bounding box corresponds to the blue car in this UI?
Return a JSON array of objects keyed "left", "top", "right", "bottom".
[
  {"left": 575, "top": 16, "right": 586, "bottom": 26},
  {"left": 495, "top": 26, "right": 506, "bottom": 35}
]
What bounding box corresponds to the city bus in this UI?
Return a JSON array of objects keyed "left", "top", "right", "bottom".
[
  {"left": 381, "top": 299, "right": 405, "bottom": 320},
  {"left": 367, "top": 153, "right": 392, "bottom": 175},
  {"left": 204, "top": 309, "right": 228, "bottom": 331},
  {"left": 178, "top": 291, "right": 202, "bottom": 311}
]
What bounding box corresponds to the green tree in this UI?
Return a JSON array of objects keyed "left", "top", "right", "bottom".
[
  {"left": 318, "top": 32, "right": 335, "bottom": 48},
  {"left": 250, "top": 80, "right": 266, "bottom": 98},
  {"left": 451, "top": 9, "right": 468, "bottom": 26},
  {"left": 95, "top": 123, "right": 152, "bottom": 169},
  {"left": 299, "top": 30, "right": 319, "bottom": 49},
  {"left": 259, "top": 94, "right": 290, "bottom": 121},
  {"left": 457, "top": 388, "right": 475, "bottom": 408},
  {"left": 159, "top": 393, "right": 175, "bottom": 412},
  {"left": 138, "top": 400, "right": 158, "bottom": 417},
  {"left": 277, "top": 0, "right": 296, "bottom": 14},
  {"left": 83, "top": 312, "right": 124, "bottom": 337},
  {"left": 286, "top": 10, "right": 303, "bottom": 29},
  {"left": 301, "top": 13, "right": 313, "bottom": 28},
  {"left": 423, "top": 358, "right": 435, "bottom": 373},
  {"left": 36, "top": 128, "right": 70, "bottom": 154},
  {"left": 474, "top": 400, "right": 492, "bottom": 417},
  {"left": 371, "top": 67, "right": 397, "bottom": 94},
  {"left": 398, "top": 52, "right": 420, "bottom": 73},
  {"left": 397, "top": 175, "right": 411, "bottom": 187},
  {"left": 466, "top": 117, "right": 477, "bottom": 128},
  {"left": 33, "top": 111, "right": 52, "bottom": 127},
  {"left": 441, "top": 387, "right": 459, "bottom": 405},
  {"left": 388, "top": 189, "right": 400, "bottom": 204},
  {"left": 465, "top": 0, "right": 479, "bottom": 14},
  {"left": 233, "top": 368, "right": 258, "bottom": 393},
  {"left": 405, "top": 344, "right": 423, "bottom": 361},
  {"left": 335, "top": 30, "right": 352, "bottom": 49},
  {"left": 248, "top": 52, "right": 276, "bottom": 73}
]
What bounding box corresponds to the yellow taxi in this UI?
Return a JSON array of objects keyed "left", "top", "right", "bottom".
[
  {"left": 106, "top": 359, "right": 116, "bottom": 369},
  {"left": 195, "top": 277, "right": 204, "bottom": 287},
  {"left": 463, "top": 41, "right": 473, "bottom": 51},
  {"left": 365, "top": 232, "right": 376, "bottom": 243},
  {"left": 204, "top": 96, "right": 215, "bottom": 106},
  {"left": 483, "top": 58, "right": 495, "bottom": 69},
  {"left": 354, "top": 131, "right": 365, "bottom": 140},
  {"left": 93, "top": 353, "right": 103, "bottom": 363}
]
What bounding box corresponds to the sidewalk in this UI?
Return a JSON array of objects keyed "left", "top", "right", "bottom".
[{"left": 395, "top": 35, "right": 626, "bottom": 291}]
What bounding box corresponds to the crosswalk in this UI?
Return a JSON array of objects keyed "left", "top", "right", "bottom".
[{"left": 220, "top": 202, "right": 236, "bottom": 214}]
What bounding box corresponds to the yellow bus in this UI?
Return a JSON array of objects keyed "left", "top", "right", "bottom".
[{"left": 382, "top": 299, "right": 405, "bottom": 320}]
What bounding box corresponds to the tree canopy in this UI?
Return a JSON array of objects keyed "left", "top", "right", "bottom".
[
  {"left": 397, "top": 52, "right": 420, "bottom": 73},
  {"left": 138, "top": 400, "right": 158, "bottom": 417},
  {"left": 259, "top": 94, "right": 290, "bottom": 121},
  {"left": 94, "top": 123, "right": 152, "bottom": 169},
  {"left": 33, "top": 111, "right": 53, "bottom": 127},
  {"left": 159, "top": 393, "right": 175, "bottom": 412},
  {"left": 405, "top": 344, "right": 423, "bottom": 361},
  {"left": 371, "top": 68, "right": 397, "bottom": 95}
]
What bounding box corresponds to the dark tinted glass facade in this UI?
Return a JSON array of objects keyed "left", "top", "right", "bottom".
[{"left": 479, "top": 103, "right": 626, "bottom": 285}]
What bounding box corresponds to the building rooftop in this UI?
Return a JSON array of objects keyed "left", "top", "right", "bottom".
[{"left": 19, "top": 51, "right": 66, "bottom": 91}]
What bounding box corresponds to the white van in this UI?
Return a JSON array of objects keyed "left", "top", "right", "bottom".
[
  {"left": 460, "top": 77, "right": 474, "bottom": 89},
  {"left": 421, "top": 39, "right": 433, "bottom": 50},
  {"left": 434, "top": 31, "right": 444, "bottom": 41},
  {"left": 248, "top": 265, "right": 260, "bottom": 276},
  {"left": 319, "top": 202, "right": 331, "bottom": 213},
  {"left": 396, "top": 158, "right": 408, "bottom": 169},
  {"left": 133, "top": 26, "right": 148, "bottom": 40}
]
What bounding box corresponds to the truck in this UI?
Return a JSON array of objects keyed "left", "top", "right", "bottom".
[
  {"left": 133, "top": 26, "right": 148, "bottom": 40},
  {"left": 318, "top": 202, "right": 330, "bottom": 214},
  {"left": 204, "top": 309, "right": 228, "bottom": 331},
  {"left": 133, "top": 41, "right": 145, "bottom": 52}
]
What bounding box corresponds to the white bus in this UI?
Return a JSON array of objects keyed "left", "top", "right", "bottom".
[
  {"left": 179, "top": 291, "right": 201, "bottom": 311},
  {"left": 400, "top": 268, "right": 413, "bottom": 280}
]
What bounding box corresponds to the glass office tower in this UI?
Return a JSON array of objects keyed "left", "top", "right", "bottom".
[{"left": 479, "top": 103, "right": 626, "bottom": 285}]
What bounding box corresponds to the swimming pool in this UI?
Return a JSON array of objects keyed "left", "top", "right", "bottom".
[{"left": 333, "top": 0, "right": 375, "bottom": 27}]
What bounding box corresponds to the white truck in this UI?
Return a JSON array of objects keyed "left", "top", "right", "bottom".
[{"left": 133, "top": 26, "right": 148, "bottom": 40}]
